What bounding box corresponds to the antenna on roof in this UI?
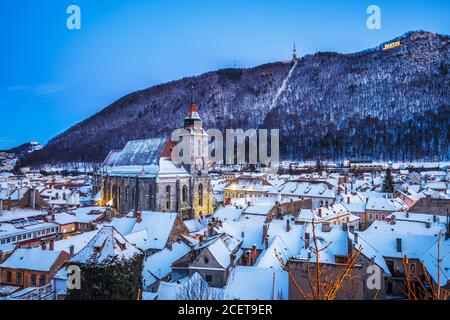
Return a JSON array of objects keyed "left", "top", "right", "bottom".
[{"left": 190, "top": 84, "right": 196, "bottom": 103}]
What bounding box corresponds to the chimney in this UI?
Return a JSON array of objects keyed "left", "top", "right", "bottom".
[
  {"left": 245, "top": 250, "right": 252, "bottom": 266},
  {"left": 286, "top": 219, "right": 291, "bottom": 232},
  {"left": 318, "top": 208, "right": 322, "bottom": 218},
  {"left": 396, "top": 238, "right": 402, "bottom": 253},
  {"left": 322, "top": 222, "right": 331, "bottom": 232},
  {"left": 0, "top": 199, "right": 3, "bottom": 216},
  {"left": 304, "top": 232, "right": 310, "bottom": 249},
  {"left": 406, "top": 211, "right": 409, "bottom": 218},
  {"left": 342, "top": 223, "right": 348, "bottom": 231},
  {"left": 41, "top": 241, "right": 46, "bottom": 251},
  {"left": 262, "top": 223, "right": 268, "bottom": 243},
  {"left": 426, "top": 221, "right": 431, "bottom": 229},
  {"left": 69, "top": 245, "right": 75, "bottom": 255},
  {"left": 49, "top": 240, "right": 55, "bottom": 251},
  {"left": 433, "top": 215, "right": 437, "bottom": 223},
  {"left": 347, "top": 197, "right": 350, "bottom": 204},
  {"left": 52, "top": 214, "right": 56, "bottom": 222},
  {"left": 251, "top": 245, "right": 257, "bottom": 264},
  {"left": 208, "top": 223, "right": 213, "bottom": 236},
  {"left": 345, "top": 186, "right": 348, "bottom": 194},
  {"left": 264, "top": 236, "right": 269, "bottom": 249},
  {"left": 230, "top": 253, "right": 237, "bottom": 267},
  {"left": 349, "top": 225, "right": 355, "bottom": 234},
  {"left": 354, "top": 232, "right": 358, "bottom": 244},
  {"left": 135, "top": 211, "right": 142, "bottom": 223}
]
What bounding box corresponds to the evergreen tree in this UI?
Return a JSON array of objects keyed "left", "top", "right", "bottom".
[{"left": 382, "top": 168, "right": 395, "bottom": 193}]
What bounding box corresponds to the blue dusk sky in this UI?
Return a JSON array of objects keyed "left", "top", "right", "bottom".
[{"left": 0, "top": 0, "right": 449, "bottom": 149}]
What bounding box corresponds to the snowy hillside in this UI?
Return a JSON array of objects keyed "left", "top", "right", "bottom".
[{"left": 21, "top": 31, "right": 449, "bottom": 167}]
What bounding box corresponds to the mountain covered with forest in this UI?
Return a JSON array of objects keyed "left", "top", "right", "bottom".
[{"left": 21, "top": 31, "right": 449, "bottom": 167}]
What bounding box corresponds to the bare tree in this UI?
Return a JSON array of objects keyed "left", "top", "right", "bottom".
[
  {"left": 402, "top": 232, "right": 449, "bottom": 300},
  {"left": 175, "top": 274, "right": 224, "bottom": 300},
  {"left": 276, "top": 220, "right": 365, "bottom": 300}
]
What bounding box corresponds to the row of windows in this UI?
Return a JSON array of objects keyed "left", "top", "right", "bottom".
[
  {"left": 0, "top": 227, "right": 59, "bottom": 245},
  {"left": 109, "top": 183, "right": 205, "bottom": 211},
  {"left": 368, "top": 213, "right": 386, "bottom": 221},
  {"left": 6, "top": 271, "right": 46, "bottom": 286}
]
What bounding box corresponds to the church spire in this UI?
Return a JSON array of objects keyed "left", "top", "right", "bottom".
[
  {"left": 292, "top": 43, "right": 298, "bottom": 62},
  {"left": 188, "top": 85, "right": 198, "bottom": 117},
  {"left": 184, "top": 85, "right": 202, "bottom": 129}
]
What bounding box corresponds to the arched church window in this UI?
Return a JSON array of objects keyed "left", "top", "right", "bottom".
[
  {"left": 149, "top": 184, "right": 153, "bottom": 209},
  {"left": 182, "top": 185, "right": 188, "bottom": 203},
  {"left": 166, "top": 185, "right": 171, "bottom": 210},
  {"left": 198, "top": 184, "right": 203, "bottom": 207},
  {"left": 125, "top": 187, "right": 130, "bottom": 209}
]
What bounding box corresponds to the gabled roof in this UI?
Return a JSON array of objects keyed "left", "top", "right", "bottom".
[
  {"left": 421, "top": 236, "right": 449, "bottom": 287},
  {"left": 113, "top": 138, "right": 166, "bottom": 167},
  {"left": 102, "top": 149, "right": 123, "bottom": 167},
  {"left": 130, "top": 211, "right": 179, "bottom": 250},
  {"left": 71, "top": 226, "right": 141, "bottom": 265},
  {"left": 225, "top": 266, "right": 288, "bottom": 300},
  {"left": 206, "top": 234, "right": 242, "bottom": 269},
  {"left": 0, "top": 248, "right": 63, "bottom": 272}
]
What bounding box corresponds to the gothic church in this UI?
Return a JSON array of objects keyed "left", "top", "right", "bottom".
[{"left": 94, "top": 97, "right": 213, "bottom": 219}]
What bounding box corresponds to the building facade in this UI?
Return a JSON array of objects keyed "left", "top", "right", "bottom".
[{"left": 94, "top": 97, "right": 213, "bottom": 219}]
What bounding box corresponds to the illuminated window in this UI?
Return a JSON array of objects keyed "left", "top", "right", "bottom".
[
  {"left": 198, "top": 184, "right": 203, "bottom": 207},
  {"left": 182, "top": 185, "right": 188, "bottom": 203}
]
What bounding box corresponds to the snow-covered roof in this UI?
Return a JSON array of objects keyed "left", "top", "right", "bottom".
[
  {"left": 0, "top": 209, "right": 47, "bottom": 224},
  {"left": 212, "top": 206, "right": 244, "bottom": 222},
  {"left": 269, "top": 181, "right": 336, "bottom": 199},
  {"left": 206, "top": 234, "right": 242, "bottom": 269},
  {"left": 342, "top": 202, "right": 366, "bottom": 213},
  {"left": 52, "top": 230, "right": 99, "bottom": 255},
  {"left": 255, "top": 236, "right": 290, "bottom": 269},
  {"left": 156, "top": 273, "right": 223, "bottom": 300},
  {"left": 143, "top": 241, "right": 190, "bottom": 285},
  {"left": 420, "top": 236, "right": 449, "bottom": 287},
  {"left": 103, "top": 149, "right": 123, "bottom": 167},
  {"left": 102, "top": 216, "right": 137, "bottom": 235},
  {"left": 183, "top": 217, "right": 209, "bottom": 233},
  {"left": 224, "top": 177, "right": 274, "bottom": 193},
  {"left": 217, "top": 214, "right": 266, "bottom": 250},
  {"left": 130, "top": 211, "right": 179, "bottom": 250},
  {"left": 243, "top": 203, "right": 274, "bottom": 216},
  {"left": 125, "top": 229, "right": 151, "bottom": 252},
  {"left": 225, "top": 266, "right": 288, "bottom": 300},
  {"left": 158, "top": 157, "right": 190, "bottom": 177},
  {"left": 71, "top": 226, "right": 142, "bottom": 265},
  {"left": 113, "top": 138, "right": 166, "bottom": 167},
  {"left": 0, "top": 248, "right": 64, "bottom": 272},
  {"left": 294, "top": 223, "right": 349, "bottom": 264},
  {"left": 366, "top": 197, "right": 406, "bottom": 212},
  {"left": 357, "top": 229, "right": 438, "bottom": 260}
]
